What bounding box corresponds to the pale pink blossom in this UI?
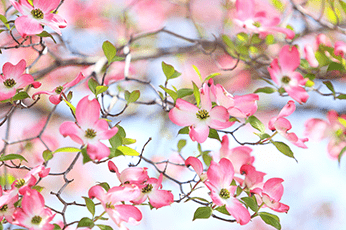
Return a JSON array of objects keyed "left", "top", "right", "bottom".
[
  {"left": 13, "top": 189, "right": 55, "bottom": 230},
  {"left": 185, "top": 156, "right": 207, "bottom": 181},
  {"left": 10, "top": 0, "right": 67, "bottom": 37},
  {"left": 0, "top": 59, "right": 41, "bottom": 101},
  {"left": 33, "top": 72, "right": 85, "bottom": 104},
  {"left": 88, "top": 185, "right": 142, "bottom": 230},
  {"left": 59, "top": 96, "right": 118, "bottom": 161},
  {"left": 205, "top": 158, "right": 251, "bottom": 225},
  {"left": 251, "top": 178, "right": 289, "bottom": 213},
  {"left": 0, "top": 187, "right": 18, "bottom": 223},
  {"left": 108, "top": 161, "right": 149, "bottom": 185},
  {"left": 269, "top": 100, "right": 308, "bottom": 148},
  {"left": 240, "top": 164, "right": 266, "bottom": 190},
  {"left": 268, "top": 45, "right": 309, "bottom": 104},
  {"left": 212, "top": 135, "right": 254, "bottom": 174},
  {"left": 304, "top": 110, "right": 346, "bottom": 159},
  {"left": 234, "top": 0, "right": 294, "bottom": 39},
  {"left": 169, "top": 83, "right": 233, "bottom": 143},
  {"left": 131, "top": 174, "right": 174, "bottom": 209},
  {"left": 334, "top": 41, "right": 346, "bottom": 57}
]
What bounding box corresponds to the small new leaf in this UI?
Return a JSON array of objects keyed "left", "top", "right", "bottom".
[
  {"left": 247, "top": 116, "right": 266, "bottom": 133},
  {"left": 241, "top": 196, "right": 258, "bottom": 212},
  {"left": 37, "top": 31, "right": 56, "bottom": 43},
  {"left": 117, "top": 146, "right": 140, "bottom": 156},
  {"left": 102, "top": 41, "right": 118, "bottom": 65},
  {"left": 88, "top": 78, "right": 99, "bottom": 95},
  {"left": 192, "top": 65, "right": 203, "bottom": 82},
  {"left": 12, "top": 91, "right": 30, "bottom": 101},
  {"left": 323, "top": 81, "right": 335, "bottom": 94},
  {"left": 177, "top": 139, "right": 187, "bottom": 152},
  {"left": 77, "top": 217, "right": 94, "bottom": 228},
  {"left": 83, "top": 196, "right": 95, "bottom": 217},
  {"left": 53, "top": 147, "right": 81, "bottom": 154},
  {"left": 178, "top": 126, "right": 189, "bottom": 135},
  {"left": 162, "top": 61, "right": 181, "bottom": 80},
  {"left": 192, "top": 82, "right": 201, "bottom": 107},
  {"left": 271, "top": 141, "right": 297, "bottom": 161},
  {"left": 193, "top": 207, "right": 212, "bottom": 221},
  {"left": 125, "top": 90, "right": 140, "bottom": 104},
  {"left": 42, "top": 150, "right": 53, "bottom": 162},
  {"left": 254, "top": 87, "right": 276, "bottom": 94}
]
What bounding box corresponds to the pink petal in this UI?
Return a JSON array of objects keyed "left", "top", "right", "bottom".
[
  {"left": 334, "top": 41, "right": 346, "bottom": 57},
  {"left": 111, "top": 205, "right": 142, "bottom": 226},
  {"left": 59, "top": 121, "right": 84, "bottom": 145},
  {"left": 263, "top": 178, "right": 284, "bottom": 201},
  {"left": 49, "top": 95, "right": 62, "bottom": 104},
  {"left": 267, "top": 58, "right": 281, "bottom": 85},
  {"left": 268, "top": 26, "right": 295, "bottom": 39},
  {"left": 63, "top": 72, "right": 85, "bottom": 88},
  {"left": 279, "top": 45, "right": 300, "bottom": 74},
  {"left": 304, "top": 118, "right": 328, "bottom": 141},
  {"left": 21, "top": 189, "right": 45, "bottom": 216},
  {"left": 2, "top": 59, "right": 26, "bottom": 79},
  {"left": 225, "top": 197, "right": 251, "bottom": 225},
  {"left": 285, "top": 85, "right": 309, "bottom": 104},
  {"left": 185, "top": 157, "right": 204, "bottom": 177},
  {"left": 95, "top": 121, "right": 118, "bottom": 140},
  {"left": 277, "top": 100, "right": 295, "bottom": 118},
  {"left": 17, "top": 74, "right": 35, "bottom": 88},
  {"left": 149, "top": 189, "right": 174, "bottom": 208},
  {"left": 88, "top": 185, "right": 106, "bottom": 201},
  {"left": 207, "top": 159, "right": 234, "bottom": 189},
  {"left": 33, "top": 0, "right": 60, "bottom": 13},
  {"left": 76, "top": 96, "right": 100, "bottom": 128},
  {"left": 304, "top": 44, "right": 319, "bottom": 68},
  {"left": 209, "top": 106, "right": 233, "bottom": 129},
  {"left": 169, "top": 99, "right": 199, "bottom": 127},
  {"left": 15, "top": 16, "right": 43, "bottom": 37},
  {"left": 86, "top": 142, "right": 110, "bottom": 160},
  {"left": 274, "top": 117, "right": 292, "bottom": 132},
  {"left": 189, "top": 123, "right": 209, "bottom": 143},
  {"left": 107, "top": 185, "right": 141, "bottom": 203},
  {"left": 236, "top": 0, "right": 255, "bottom": 21}
]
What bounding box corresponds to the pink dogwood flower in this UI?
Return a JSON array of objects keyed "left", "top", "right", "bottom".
[
  {"left": 169, "top": 83, "right": 233, "bottom": 143},
  {"left": 59, "top": 96, "right": 118, "bottom": 161},
  {"left": 32, "top": 72, "right": 85, "bottom": 104},
  {"left": 10, "top": 0, "right": 67, "bottom": 37},
  {"left": 207, "top": 79, "right": 259, "bottom": 119},
  {"left": 251, "top": 178, "right": 289, "bottom": 213},
  {"left": 205, "top": 158, "right": 251, "bottom": 225},
  {"left": 13, "top": 188, "right": 55, "bottom": 230},
  {"left": 132, "top": 174, "right": 174, "bottom": 209},
  {"left": 88, "top": 185, "right": 142, "bottom": 230},
  {"left": 269, "top": 100, "right": 308, "bottom": 148},
  {"left": 0, "top": 59, "right": 41, "bottom": 101},
  {"left": 334, "top": 41, "right": 346, "bottom": 57},
  {"left": 234, "top": 0, "right": 294, "bottom": 39},
  {"left": 212, "top": 135, "right": 254, "bottom": 174},
  {"left": 108, "top": 161, "right": 149, "bottom": 185},
  {"left": 304, "top": 110, "right": 346, "bottom": 159},
  {"left": 185, "top": 156, "right": 207, "bottom": 181},
  {"left": 0, "top": 187, "right": 18, "bottom": 223},
  {"left": 268, "top": 45, "right": 309, "bottom": 104}
]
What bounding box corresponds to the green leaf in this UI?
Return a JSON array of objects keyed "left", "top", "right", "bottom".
[
  {"left": 0, "top": 14, "right": 9, "bottom": 29},
  {"left": 202, "top": 151, "right": 212, "bottom": 166},
  {"left": 95, "top": 86, "right": 108, "bottom": 96},
  {"left": 215, "top": 205, "right": 230, "bottom": 215},
  {"left": 0, "top": 154, "right": 27, "bottom": 162},
  {"left": 66, "top": 91, "right": 73, "bottom": 101},
  {"left": 177, "top": 88, "right": 194, "bottom": 98},
  {"left": 236, "top": 32, "right": 249, "bottom": 43},
  {"left": 337, "top": 94, "right": 346, "bottom": 99},
  {"left": 0, "top": 174, "right": 15, "bottom": 186},
  {"left": 63, "top": 100, "right": 76, "bottom": 115},
  {"left": 116, "top": 125, "right": 126, "bottom": 138},
  {"left": 192, "top": 82, "right": 201, "bottom": 107},
  {"left": 259, "top": 212, "right": 281, "bottom": 230},
  {"left": 117, "top": 146, "right": 140, "bottom": 156},
  {"left": 241, "top": 196, "right": 258, "bottom": 212},
  {"left": 122, "top": 138, "right": 136, "bottom": 145},
  {"left": 81, "top": 147, "right": 92, "bottom": 164},
  {"left": 12, "top": 91, "right": 30, "bottom": 101},
  {"left": 327, "top": 62, "right": 345, "bottom": 72},
  {"left": 340, "top": 0, "right": 346, "bottom": 14},
  {"left": 177, "top": 139, "right": 187, "bottom": 152},
  {"left": 192, "top": 65, "right": 203, "bottom": 83},
  {"left": 271, "top": 141, "right": 296, "bottom": 161},
  {"left": 88, "top": 78, "right": 99, "bottom": 95},
  {"left": 109, "top": 134, "right": 123, "bottom": 149},
  {"left": 97, "top": 182, "right": 110, "bottom": 192},
  {"left": 83, "top": 196, "right": 95, "bottom": 217},
  {"left": 97, "top": 224, "right": 113, "bottom": 230},
  {"left": 124, "top": 90, "right": 140, "bottom": 104},
  {"left": 185, "top": 197, "right": 210, "bottom": 203},
  {"left": 53, "top": 147, "right": 81, "bottom": 154},
  {"left": 159, "top": 85, "right": 178, "bottom": 102},
  {"left": 250, "top": 34, "right": 262, "bottom": 44},
  {"left": 247, "top": 116, "right": 266, "bottom": 133},
  {"left": 222, "top": 34, "right": 237, "bottom": 56},
  {"left": 315, "top": 50, "right": 331, "bottom": 67},
  {"left": 109, "top": 148, "right": 124, "bottom": 158},
  {"left": 162, "top": 61, "right": 181, "bottom": 80},
  {"left": 178, "top": 126, "right": 189, "bottom": 135},
  {"left": 208, "top": 128, "right": 221, "bottom": 141},
  {"left": 204, "top": 73, "right": 220, "bottom": 82},
  {"left": 254, "top": 87, "right": 276, "bottom": 94},
  {"left": 37, "top": 31, "right": 56, "bottom": 43},
  {"left": 102, "top": 40, "right": 118, "bottom": 65},
  {"left": 53, "top": 224, "right": 62, "bottom": 230},
  {"left": 42, "top": 150, "right": 53, "bottom": 162},
  {"left": 338, "top": 117, "right": 346, "bottom": 128},
  {"left": 32, "top": 185, "right": 44, "bottom": 192},
  {"left": 323, "top": 81, "right": 335, "bottom": 94},
  {"left": 77, "top": 217, "right": 94, "bottom": 228},
  {"left": 193, "top": 207, "right": 212, "bottom": 221},
  {"left": 271, "top": 0, "right": 284, "bottom": 11}
]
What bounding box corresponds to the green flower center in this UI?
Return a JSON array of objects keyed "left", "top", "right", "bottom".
[
  {"left": 14, "top": 178, "right": 25, "bottom": 188},
  {"left": 142, "top": 184, "right": 153, "bottom": 194},
  {"left": 196, "top": 109, "right": 210, "bottom": 120},
  {"left": 253, "top": 21, "right": 261, "bottom": 28},
  {"left": 105, "top": 202, "right": 115, "bottom": 209},
  {"left": 0, "top": 204, "right": 8, "bottom": 212},
  {"left": 31, "top": 215, "right": 42, "bottom": 225},
  {"left": 3, "top": 78, "right": 16, "bottom": 88},
  {"left": 85, "top": 129, "right": 97, "bottom": 139},
  {"left": 55, "top": 86, "right": 64, "bottom": 94},
  {"left": 219, "top": 188, "right": 230, "bottom": 199},
  {"left": 31, "top": 9, "right": 44, "bottom": 19},
  {"left": 281, "top": 76, "right": 291, "bottom": 84}
]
